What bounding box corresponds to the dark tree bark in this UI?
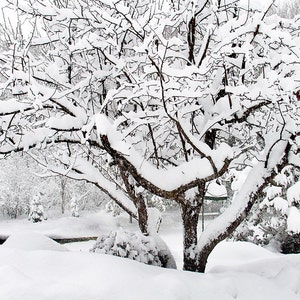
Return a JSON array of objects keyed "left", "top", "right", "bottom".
[
  {"left": 187, "top": 16, "right": 196, "bottom": 64},
  {"left": 181, "top": 203, "right": 201, "bottom": 271},
  {"left": 119, "top": 162, "right": 149, "bottom": 235},
  {"left": 181, "top": 182, "right": 205, "bottom": 271}
]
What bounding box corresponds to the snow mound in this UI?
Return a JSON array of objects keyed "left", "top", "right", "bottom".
[
  {"left": 0, "top": 242, "right": 300, "bottom": 300},
  {"left": 211, "top": 241, "right": 277, "bottom": 261},
  {"left": 2, "top": 231, "right": 68, "bottom": 252},
  {"left": 206, "top": 241, "right": 278, "bottom": 272}
]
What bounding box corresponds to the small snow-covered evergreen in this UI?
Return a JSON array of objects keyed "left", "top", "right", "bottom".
[{"left": 28, "top": 194, "right": 46, "bottom": 223}]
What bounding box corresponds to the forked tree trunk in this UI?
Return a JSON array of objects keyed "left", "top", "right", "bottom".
[{"left": 195, "top": 160, "right": 287, "bottom": 273}]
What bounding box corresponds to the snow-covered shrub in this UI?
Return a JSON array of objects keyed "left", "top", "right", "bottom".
[
  {"left": 105, "top": 200, "right": 123, "bottom": 216},
  {"left": 281, "top": 233, "right": 300, "bottom": 254},
  {"left": 147, "top": 194, "right": 179, "bottom": 212},
  {"left": 0, "top": 190, "right": 29, "bottom": 219},
  {"left": 90, "top": 230, "right": 176, "bottom": 269},
  {"left": 233, "top": 166, "right": 300, "bottom": 253},
  {"left": 28, "top": 195, "right": 47, "bottom": 223}
]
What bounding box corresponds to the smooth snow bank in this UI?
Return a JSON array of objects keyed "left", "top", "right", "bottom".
[
  {"left": 0, "top": 211, "right": 117, "bottom": 238},
  {"left": 3, "top": 231, "right": 68, "bottom": 252},
  {"left": 206, "top": 241, "right": 279, "bottom": 271},
  {"left": 0, "top": 239, "right": 300, "bottom": 300}
]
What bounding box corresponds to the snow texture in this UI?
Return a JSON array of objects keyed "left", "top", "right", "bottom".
[
  {"left": 0, "top": 235, "right": 300, "bottom": 300},
  {"left": 287, "top": 182, "right": 300, "bottom": 205},
  {"left": 287, "top": 207, "right": 300, "bottom": 233}
]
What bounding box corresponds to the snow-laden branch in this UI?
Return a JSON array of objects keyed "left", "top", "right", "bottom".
[
  {"left": 69, "top": 157, "right": 137, "bottom": 219},
  {"left": 46, "top": 115, "right": 86, "bottom": 132},
  {"left": 0, "top": 128, "right": 55, "bottom": 154},
  {"left": 31, "top": 153, "right": 137, "bottom": 219},
  {"left": 196, "top": 136, "right": 294, "bottom": 270},
  {"left": 197, "top": 161, "right": 271, "bottom": 251},
  {"left": 0, "top": 99, "right": 32, "bottom": 116}
]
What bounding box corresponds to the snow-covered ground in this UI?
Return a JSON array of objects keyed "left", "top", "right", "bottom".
[{"left": 0, "top": 211, "right": 300, "bottom": 300}]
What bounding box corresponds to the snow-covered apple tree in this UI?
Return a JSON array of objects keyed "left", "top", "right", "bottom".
[{"left": 0, "top": 0, "right": 299, "bottom": 272}]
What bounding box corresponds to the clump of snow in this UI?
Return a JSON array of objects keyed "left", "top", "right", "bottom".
[
  {"left": 287, "top": 207, "right": 300, "bottom": 233},
  {"left": 269, "top": 197, "right": 288, "bottom": 214},
  {"left": 2, "top": 231, "right": 68, "bottom": 252},
  {"left": 287, "top": 181, "right": 300, "bottom": 205},
  {"left": 274, "top": 173, "right": 289, "bottom": 187},
  {"left": 266, "top": 186, "right": 282, "bottom": 200},
  {"left": 206, "top": 181, "right": 227, "bottom": 197}
]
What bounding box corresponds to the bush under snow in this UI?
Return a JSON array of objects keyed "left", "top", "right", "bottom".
[{"left": 90, "top": 230, "right": 176, "bottom": 269}]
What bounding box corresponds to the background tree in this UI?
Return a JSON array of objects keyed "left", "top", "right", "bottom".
[
  {"left": 0, "top": 0, "right": 299, "bottom": 272},
  {"left": 0, "top": 153, "right": 41, "bottom": 218},
  {"left": 276, "top": 0, "right": 300, "bottom": 19}
]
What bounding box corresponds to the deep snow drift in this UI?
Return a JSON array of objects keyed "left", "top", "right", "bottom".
[{"left": 0, "top": 212, "right": 299, "bottom": 300}]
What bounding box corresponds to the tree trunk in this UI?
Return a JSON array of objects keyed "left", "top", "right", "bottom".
[
  {"left": 196, "top": 245, "right": 212, "bottom": 273},
  {"left": 181, "top": 184, "right": 205, "bottom": 271},
  {"left": 181, "top": 203, "right": 201, "bottom": 271},
  {"left": 196, "top": 205, "right": 253, "bottom": 272}
]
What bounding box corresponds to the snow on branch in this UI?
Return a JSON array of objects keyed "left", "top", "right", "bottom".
[
  {"left": 0, "top": 128, "right": 55, "bottom": 154},
  {"left": 0, "top": 99, "right": 32, "bottom": 116},
  {"left": 32, "top": 153, "right": 137, "bottom": 219}
]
